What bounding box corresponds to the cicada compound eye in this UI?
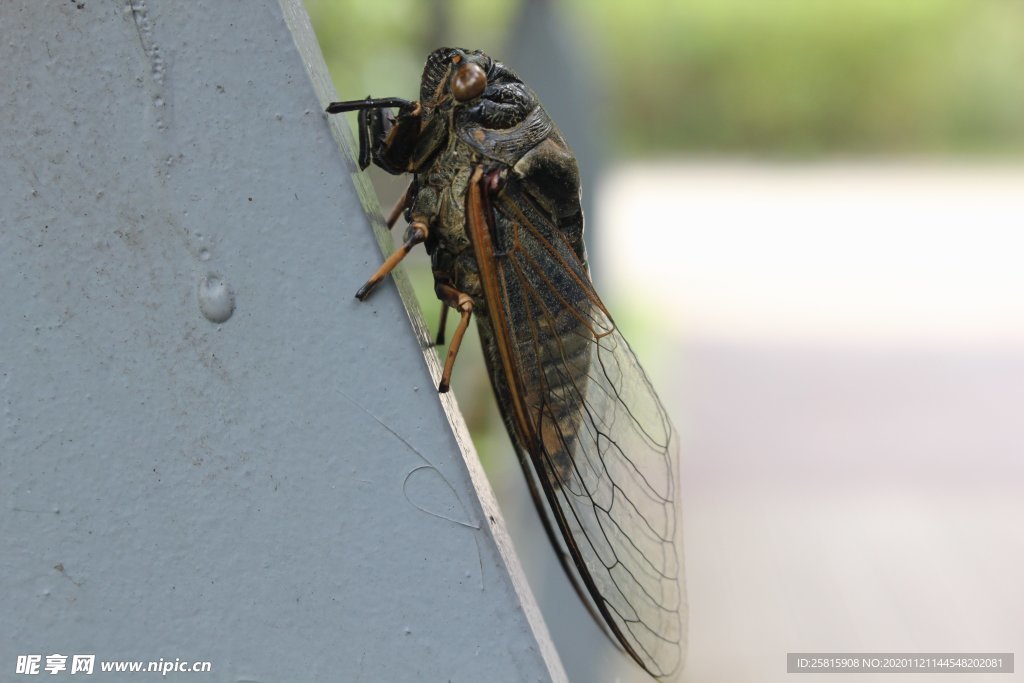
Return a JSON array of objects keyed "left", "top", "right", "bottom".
[{"left": 451, "top": 62, "right": 487, "bottom": 102}]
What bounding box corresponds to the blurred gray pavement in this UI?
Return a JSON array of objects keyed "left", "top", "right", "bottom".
[{"left": 674, "top": 341, "right": 1024, "bottom": 682}]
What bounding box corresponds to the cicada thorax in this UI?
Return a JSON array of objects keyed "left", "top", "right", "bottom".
[{"left": 402, "top": 142, "right": 485, "bottom": 303}]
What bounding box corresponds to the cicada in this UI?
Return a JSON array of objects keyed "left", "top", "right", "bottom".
[{"left": 327, "top": 48, "right": 686, "bottom": 679}]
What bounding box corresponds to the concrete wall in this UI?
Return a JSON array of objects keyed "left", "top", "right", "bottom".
[{"left": 0, "top": 1, "right": 563, "bottom": 680}]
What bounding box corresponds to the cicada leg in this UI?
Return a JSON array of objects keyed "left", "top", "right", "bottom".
[
  {"left": 325, "top": 97, "right": 422, "bottom": 174},
  {"left": 434, "top": 283, "right": 474, "bottom": 393},
  {"left": 385, "top": 181, "right": 413, "bottom": 230},
  {"left": 434, "top": 304, "right": 449, "bottom": 347},
  {"left": 355, "top": 217, "right": 428, "bottom": 301},
  {"left": 378, "top": 181, "right": 451, "bottom": 346}
]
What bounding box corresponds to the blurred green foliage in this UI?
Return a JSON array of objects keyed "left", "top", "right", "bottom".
[
  {"left": 308, "top": 0, "right": 1024, "bottom": 157},
  {"left": 585, "top": 0, "right": 1024, "bottom": 155}
]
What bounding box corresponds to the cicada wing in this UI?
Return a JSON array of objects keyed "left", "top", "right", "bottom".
[{"left": 466, "top": 167, "right": 687, "bottom": 679}]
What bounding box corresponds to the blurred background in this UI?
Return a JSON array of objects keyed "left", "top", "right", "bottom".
[{"left": 307, "top": 1, "right": 1024, "bottom": 680}]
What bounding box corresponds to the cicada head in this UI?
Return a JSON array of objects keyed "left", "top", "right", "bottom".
[
  {"left": 420, "top": 48, "right": 491, "bottom": 106},
  {"left": 420, "top": 48, "right": 538, "bottom": 131}
]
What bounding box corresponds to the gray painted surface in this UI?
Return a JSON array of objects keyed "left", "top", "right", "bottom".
[{"left": 0, "top": 1, "right": 563, "bottom": 681}]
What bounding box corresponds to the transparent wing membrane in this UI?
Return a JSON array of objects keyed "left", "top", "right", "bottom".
[{"left": 482, "top": 175, "right": 687, "bottom": 679}]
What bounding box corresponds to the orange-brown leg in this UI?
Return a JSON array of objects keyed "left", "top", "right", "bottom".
[
  {"left": 435, "top": 284, "right": 474, "bottom": 393},
  {"left": 385, "top": 181, "right": 413, "bottom": 230},
  {"left": 355, "top": 217, "right": 428, "bottom": 300}
]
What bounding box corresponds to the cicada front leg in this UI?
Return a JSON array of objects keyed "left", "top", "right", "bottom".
[
  {"left": 326, "top": 96, "right": 427, "bottom": 301},
  {"left": 325, "top": 96, "right": 421, "bottom": 173}
]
